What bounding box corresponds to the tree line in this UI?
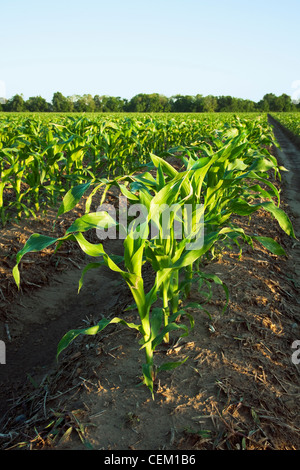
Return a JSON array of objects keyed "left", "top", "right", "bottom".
[{"left": 1, "top": 91, "right": 299, "bottom": 113}]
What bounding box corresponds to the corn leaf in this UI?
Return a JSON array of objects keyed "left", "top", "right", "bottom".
[{"left": 57, "top": 182, "right": 91, "bottom": 216}]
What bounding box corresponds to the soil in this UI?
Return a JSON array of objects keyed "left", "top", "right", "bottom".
[{"left": 0, "top": 118, "right": 300, "bottom": 451}]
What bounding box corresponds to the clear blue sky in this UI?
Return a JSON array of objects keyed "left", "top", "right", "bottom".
[{"left": 1, "top": 0, "right": 299, "bottom": 103}]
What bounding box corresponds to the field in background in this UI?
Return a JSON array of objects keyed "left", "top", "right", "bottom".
[
  {"left": 271, "top": 112, "right": 300, "bottom": 137},
  {"left": 0, "top": 111, "right": 271, "bottom": 227}
]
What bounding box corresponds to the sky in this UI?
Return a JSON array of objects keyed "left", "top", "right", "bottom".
[{"left": 1, "top": 0, "right": 300, "bottom": 103}]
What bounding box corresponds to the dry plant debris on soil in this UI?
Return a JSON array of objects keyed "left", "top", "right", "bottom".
[{"left": 0, "top": 141, "right": 300, "bottom": 451}]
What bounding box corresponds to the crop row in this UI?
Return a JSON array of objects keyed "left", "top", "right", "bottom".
[
  {"left": 271, "top": 112, "right": 300, "bottom": 137},
  {"left": 0, "top": 112, "right": 270, "bottom": 227},
  {"left": 12, "top": 113, "right": 295, "bottom": 397}
]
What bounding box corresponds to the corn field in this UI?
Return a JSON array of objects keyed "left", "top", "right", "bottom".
[
  {"left": 2, "top": 111, "right": 295, "bottom": 397},
  {"left": 271, "top": 112, "right": 300, "bottom": 137}
]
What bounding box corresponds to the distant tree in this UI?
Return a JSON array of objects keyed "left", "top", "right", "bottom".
[
  {"left": 126, "top": 93, "right": 170, "bottom": 113},
  {"left": 98, "top": 96, "right": 125, "bottom": 112},
  {"left": 257, "top": 98, "right": 270, "bottom": 112},
  {"left": 126, "top": 94, "right": 148, "bottom": 112},
  {"left": 276, "top": 94, "right": 294, "bottom": 112},
  {"left": 73, "top": 94, "right": 95, "bottom": 112},
  {"left": 202, "top": 95, "right": 218, "bottom": 112},
  {"left": 193, "top": 94, "right": 204, "bottom": 112},
  {"left": 260, "top": 93, "right": 278, "bottom": 112},
  {"left": 242, "top": 99, "right": 257, "bottom": 112},
  {"left": 3, "top": 91, "right": 297, "bottom": 113},
  {"left": 5, "top": 94, "right": 26, "bottom": 112},
  {"left": 216, "top": 96, "right": 234, "bottom": 112},
  {"left": 93, "top": 95, "right": 102, "bottom": 111},
  {"left": 146, "top": 93, "right": 170, "bottom": 112},
  {"left": 257, "top": 93, "right": 294, "bottom": 112},
  {"left": 232, "top": 98, "right": 243, "bottom": 112},
  {"left": 52, "top": 92, "right": 73, "bottom": 112},
  {"left": 25, "top": 95, "right": 50, "bottom": 112},
  {"left": 170, "top": 95, "right": 197, "bottom": 112}
]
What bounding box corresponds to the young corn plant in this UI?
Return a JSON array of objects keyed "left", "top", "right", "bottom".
[
  {"left": 117, "top": 154, "right": 231, "bottom": 341},
  {"left": 11, "top": 114, "right": 296, "bottom": 398},
  {"left": 134, "top": 128, "right": 295, "bottom": 320},
  {"left": 12, "top": 179, "right": 194, "bottom": 397}
]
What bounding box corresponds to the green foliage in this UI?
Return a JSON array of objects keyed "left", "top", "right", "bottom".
[
  {"left": 271, "top": 112, "right": 300, "bottom": 137},
  {"left": 1, "top": 92, "right": 298, "bottom": 113},
  {"left": 52, "top": 92, "right": 74, "bottom": 112},
  {"left": 1, "top": 112, "right": 268, "bottom": 225},
  {"left": 4, "top": 94, "right": 26, "bottom": 112},
  {"left": 26, "top": 96, "right": 50, "bottom": 112},
  {"left": 11, "top": 113, "right": 295, "bottom": 398}
]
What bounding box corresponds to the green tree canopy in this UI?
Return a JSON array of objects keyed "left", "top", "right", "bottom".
[
  {"left": 202, "top": 95, "right": 218, "bottom": 112},
  {"left": 94, "top": 95, "right": 126, "bottom": 112},
  {"left": 52, "top": 92, "right": 73, "bottom": 112},
  {"left": 5, "top": 94, "right": 26, "bottom": 112},
  {"left": 25, "top": 95, "right": 50, "bottom": 112},
  {"left": 126, "top": 93, "right": 170, "bottom": 112},
  {"left": 1, "top": 91, "right": 297, "bottom": 113},
  {"left": 170, "top": 95, "right": 197, "bottom": 113},
  {"left": 72, "top": 94, "right": 95, "bottom": 112}
]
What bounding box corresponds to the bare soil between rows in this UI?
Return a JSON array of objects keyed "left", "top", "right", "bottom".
[{"left": 0, "top": 123, "right": 300, "bottom": 450}]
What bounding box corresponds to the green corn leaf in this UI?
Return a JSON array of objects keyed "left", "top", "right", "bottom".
[
  {"left": 73, "top": 232, "right": 106, "bottom": 257},
  {"left": 171, "top": 231, "right": 220, "bottom": 269},
  {"left": 73, "top": 233, "right": 127, "bottom": 276},
  {"left": 140, "top": 307, "right": 164, "bottom": 348},
  {"left": 73, "top": 233, "right": 146, "bottom": 316},
  {"left": 222, "top": 127, "right": 239, "bottom": 140},
  {"left": 124, "top": 220, "right": 148, "bottom": 275},
  {"left": 133, "top": 172, "right": 157, "bottom": 187},
  {"left": 77, "top": 257, "right": 123, "bottom": 292},
  {"left": 260, "top": 201, "right": 295, "bottom": 238},
  {"left": 13, "top": 212, "right": 117, "bottom": 288},
  {"left": 119, "top": 184, "right": 139, "bottom": 201},
  {"left": 248, "top": 157, "right": 276, "bottom": 172},
  {"left": 57, "top": 316, "right": 142, "bottom": 359},
  {"left": 229, "top": 199, "right": 295, "bottom": 238},
  {"left": 248, "top": 183, "right": 278, "bottom": 201},
  {"left": 57, "top": 182, "right": 91, "bottom": 216},
  {"left": 151, "top": 321, "right": 189, "bottom": 350},
  {"left": 66, "top": 211, "right": 117, "bottom": 234},
  {"left": 150, "top": 153, "right": 178, "bottom": 178},
  {"left": 157, "top": 356, "right": 189, "bottom": 372},
  {"left": 190, "top": 156, "right": 211, "bottom": 171},
  {"left": 15, "top": 233, "right": 57, "bottom": 263},
  {"left": 253, "top": 236, "right": 286, "bottom": 256},
  {"left": 13, "top": 233, "right": 74, "bottom": 288},
  {"left": 142, "top": 363, "right": 154, "bottom": 399},
  {"left": 229, "top": 199, "right": 258, "bottom": 216},
  {"left": 196, "top": 272, "right": 229, "bottom": 313},
  {"left": 85, "top": 180, "right": 109, "bottom": 213}
]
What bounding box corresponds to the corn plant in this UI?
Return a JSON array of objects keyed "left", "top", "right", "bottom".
[
  {"left": 13, "top": 143, "right": 294, "bottom": 397},
  {"left": 271, "top": 112, "right": 300, "bottom": 138},
  {"left": 13, "top": 181, "right": 195, "bottom": 397},
  {"left": 0, "top": 112, "right": 266, "bottom": 226},
  {"left": 10, "top": 113, "right": 296, "bottom": 398}
]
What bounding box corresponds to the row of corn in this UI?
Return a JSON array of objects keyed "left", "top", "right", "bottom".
[
  {"left": 12, "top": 113, "right": 295, "bottom": 397},
  {"left": 271, "top": 112, "right": 300, "bottom": 137},
  {"left": 0, "top": 112, "right": 267, "bottom": 226}
]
